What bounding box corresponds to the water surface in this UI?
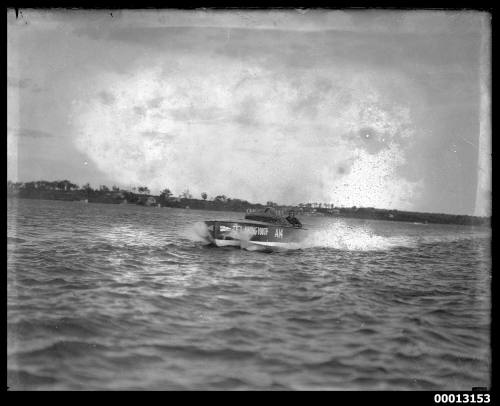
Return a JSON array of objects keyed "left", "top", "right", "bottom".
[{"left": 7, "top": 199, "right": 491, "bottom": 390}]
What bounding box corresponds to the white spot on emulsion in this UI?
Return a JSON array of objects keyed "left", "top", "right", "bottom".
[{"left": 71, "top": 64, "right": 423, "bottom": 208}]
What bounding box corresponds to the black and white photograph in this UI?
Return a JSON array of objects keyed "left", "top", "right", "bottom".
[{"left": 7, "top": 8, "right": 491, "bottom": 391}]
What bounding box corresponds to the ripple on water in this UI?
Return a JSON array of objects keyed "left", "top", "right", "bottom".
[{"left": 7, "top": 200, "right": 491, "bottom": 390}]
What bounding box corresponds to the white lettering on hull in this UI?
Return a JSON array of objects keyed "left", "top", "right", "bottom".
[{"left": 230, "top": 224, "right": 269, "bottom": 236}]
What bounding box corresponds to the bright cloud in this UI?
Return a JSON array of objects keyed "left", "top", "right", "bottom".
[{"left": 71, "top": 52, "right": 423, "bottom": 206}]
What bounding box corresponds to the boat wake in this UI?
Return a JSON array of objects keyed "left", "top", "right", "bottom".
[
  {"left": 184, "top": 221, "right": 215, "bottom": 245},
  {"left": 187, "top": 220, "right": 489, "bottom": 252},
  {"left": 294, "top": 222, "right": 416, "bottom": 251}
]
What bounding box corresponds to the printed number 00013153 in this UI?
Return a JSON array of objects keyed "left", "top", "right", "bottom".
[{"left": 434, "top": 394, "right": 490, "bottom": 404}]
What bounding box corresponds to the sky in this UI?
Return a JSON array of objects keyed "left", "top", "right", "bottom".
[{"left": 7, "top": 9, "right": 491, "bottom": 216}]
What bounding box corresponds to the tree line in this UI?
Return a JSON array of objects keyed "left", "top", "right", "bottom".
[
  {"left": 6, "top": 180, "right": 355, "bottom": 209},
  {"left": 6, "top": 179, "right": 490, "bottom": 226},
  {"left": 6, "top": 180, "right": 256, "bottom": 207}
]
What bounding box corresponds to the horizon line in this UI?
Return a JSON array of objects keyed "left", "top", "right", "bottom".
[{"left": 7, "top": 178, "right": 490, "bottom": 219}]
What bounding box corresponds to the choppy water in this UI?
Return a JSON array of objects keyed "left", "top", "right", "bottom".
[{"left": 7, "top": 199, "right": 491, "bottom": 390}]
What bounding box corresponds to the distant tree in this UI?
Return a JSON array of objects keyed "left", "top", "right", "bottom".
[
  {"left": 266, "top": 201, "right": 277, "bottom": 207},
  {"left": 112, "top": 185, "right": 120, "bottom": 192},
  {"left": 7, "top": 180, "right": 22, "bottom": 194},
  {"left": 227, "top": 198, "right": 248, "bottom": 209},
  {"left": 82, "top": 183, "right": 93, "bottom": 192},
  {"left": 160, "top": 188, "right": 173, "bottom": 199},
  {"left": 122, "top": 190, "right": 139, "bottom": 203},
  {"left": 201, "top": 192, "right": 208, "bottom": 201},
  {"left": 11, "top": 182, "right": 25, "bottom": 190},
  {"left": 99, "top": 185, "right": 110, "bottom": 192},
  {"left": 56, "top": 180, "right": 75, "bottom": 191},
  {"left": 160, "top": 188, "right": 173, "bottom": 200},
  {"left": 23, "top": 181, "right": 36, "bottom": 191},
  {"left": 214, "top": 195, "right": 227, "bottom": 203},
  {"left": 181, "top": 189, "right": 192, "bottom": 199},
  {"left": 68, "top": 181, "right": 79, "bottom": 191},
  {"left": 159, "top": 188, "right": 173, "bottom": 205},
  {"left": 135, "top": 186, "right": 150, "bottom": 195}
]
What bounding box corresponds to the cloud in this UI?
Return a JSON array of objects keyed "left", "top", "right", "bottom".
[
  {"left": 147, "top": 96, "right": 164, "bottom": 109},
  {"left": 140, "top": 131, "right": 176, "bottom": 142},
  {"left": 71, "top": 55, "right": 423, "bottom": 208},
  {"left": 98, "top": 90, "right": 116, "bottom": 105},
  {"left": 133, "top": 106, "right": 146, "bottom": 116}
]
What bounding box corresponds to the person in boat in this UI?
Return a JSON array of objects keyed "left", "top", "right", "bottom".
[{"left": 285, "top": 210, "right": 302, "bottom": 228}]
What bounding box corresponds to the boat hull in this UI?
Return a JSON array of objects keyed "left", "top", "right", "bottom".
[{"left": 204, "top": 220, "right": 306, "bottom": 250}]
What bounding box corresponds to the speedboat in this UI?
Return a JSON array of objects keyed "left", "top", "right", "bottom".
[{"left": 199, "top": 208, "right": 307, "bottom": 250}]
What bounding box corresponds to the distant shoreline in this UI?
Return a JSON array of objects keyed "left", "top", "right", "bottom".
[{"left": 7, "top": 188, "right": 490, "bottom": 227}]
